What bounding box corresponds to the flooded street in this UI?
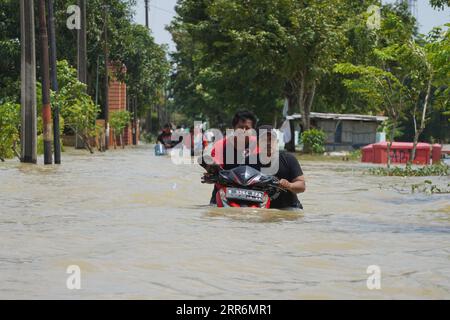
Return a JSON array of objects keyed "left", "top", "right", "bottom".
[{"left": 0, "top": 145, "right": 449, "bottom": 299}]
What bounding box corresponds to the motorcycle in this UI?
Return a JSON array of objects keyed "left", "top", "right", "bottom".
[{"left": 199, "top": 156, "right": 285, "bottom": 208}]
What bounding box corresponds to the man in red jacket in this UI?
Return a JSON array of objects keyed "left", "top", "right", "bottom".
[{"left": 209, "top": 110, "right": 258, "bottom": 204}]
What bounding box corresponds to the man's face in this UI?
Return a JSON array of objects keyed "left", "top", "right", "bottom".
[
  {"left": 232, "top": 119, "right": 254, "bottom": 150},
  {"left": 234, "top": 119, "right": 253, "bottom": 131}
]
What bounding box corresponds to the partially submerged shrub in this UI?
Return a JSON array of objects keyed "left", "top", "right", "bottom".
[
  {"left": 411, "top": 180, "right": 450, "bottom": 194},
  {"left": 368, "top": 163, "right": 449, "bottom": 177},
  {"left": 0, "top": 102, "right": 20, "bottom": 160},
  {"left": 301, "top": 128, "right": 326, "bottom": 154}
]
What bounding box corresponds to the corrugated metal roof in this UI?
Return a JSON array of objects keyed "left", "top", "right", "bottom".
[{"left": 286, "top": 112, "right": 388, "bottom": 122}]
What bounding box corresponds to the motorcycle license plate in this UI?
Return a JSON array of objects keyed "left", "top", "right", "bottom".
[{"left": 226, "top": 188, "right": 264, "bottom": 203}]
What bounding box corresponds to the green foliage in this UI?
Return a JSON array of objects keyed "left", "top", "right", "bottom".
[
  {"left": 142, "top": 132, "right": 157, "bottom": 144},
  {"left": 110, "top": 110, "right": 131, "bottom": 134},
  {"left": 0, "top": 0, "right": 168, "bottom": 123},
  {"left": 301, "top": 129, "right": 326, "bottom": 154},
  {"left": 348, "top": 149, "right": 362, "bottom": 161},
  {"left": 368, "top": 163, "right": 449, "bottom": 177},
  {"left": 169, "top": 0, "right": 371, "bottom": 128},
  {"left": 430, "top": 0, "right": 450, "bottom": 10},
  {"left": 54, "top": 60, "right": 100, "bottom": 138},
  {"left": 0, "top": 102, "right": 20, "bottom": 160},
  {"left": 0, "top": 0, "right": 20, "bottom": 103},
  {"left": 122, "top": 24, "right": 170, "bottom": 117}
]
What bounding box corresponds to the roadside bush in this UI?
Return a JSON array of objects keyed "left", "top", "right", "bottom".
[
  {"left": 110, "top": 110, "right": 131, "bottom": 148},
  {"left": 142, "top": 132, "right": 156, "bottom": 144},
  {"left": 301, "top": 128, "right": 326, "bottom": 154},
  {"left": 348, "top": 149, "right": 362, "bottom": 161},
  {"left": 0, "top": 102, "right": 20, "bottom": 160},
  {"left": 55, "top": 60, "right": 100, "bottom": 153},
  {"left": 368, "top": 163, "right": 449, "bottom": 177}
]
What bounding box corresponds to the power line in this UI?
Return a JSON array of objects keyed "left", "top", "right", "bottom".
[{"left": 149, "top": 4, "right": 175, "bottom": 16}]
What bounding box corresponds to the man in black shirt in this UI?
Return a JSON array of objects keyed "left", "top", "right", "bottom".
[
  {"left": 157, "top": 124, "right": 175, "bottom": 148},
  {"left": 257, "top": 125, "right": 306, "bottom": 209}
]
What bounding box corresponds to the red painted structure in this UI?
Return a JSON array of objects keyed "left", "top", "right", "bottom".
[
  {"left": 432, "top": 144, "right": 442, "bottom": 165},
  {"left": 361, "top": 142, "right": 443, "bottom": 165},
  {"left": 107, "top": 64, "right": 139, "bottom": 146},
  {"left": 361, "top": 144, "right": 374, "bottom": 163}
]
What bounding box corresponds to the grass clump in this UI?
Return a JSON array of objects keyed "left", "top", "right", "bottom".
[{"left": 368, "top": 163, "right": 449, "bottom": 177}]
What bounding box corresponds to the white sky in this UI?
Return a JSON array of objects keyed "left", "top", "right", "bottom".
[{"left": 133, "top": 0, "right": 449, "bottom": 53}]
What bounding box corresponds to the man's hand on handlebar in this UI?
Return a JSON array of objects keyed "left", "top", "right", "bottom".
[{"left": 279, "top": 179, "right": 292, "bottom": 190}]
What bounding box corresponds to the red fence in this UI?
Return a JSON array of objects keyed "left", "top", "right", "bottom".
[{"left": 361, "top": 142, "right": 442, "bottom": 165}]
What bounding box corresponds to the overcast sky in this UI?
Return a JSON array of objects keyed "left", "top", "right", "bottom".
[{"left": 133, "top": 0, "right": 449, "bottom": 53}]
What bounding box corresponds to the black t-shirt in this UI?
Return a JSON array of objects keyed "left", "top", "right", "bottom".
[{"left": 266, "top": 151, "right": 303, "bottom": 209}]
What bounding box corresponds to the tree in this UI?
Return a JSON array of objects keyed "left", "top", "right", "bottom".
[
  {"left": 430, "top": 0, "right": 450, "bottom": 9},
  {"left": 402, "top": 42, "right": 434, "bottom": 163},
  {"left": 55, "top": 60, "right": 100, "bottom": 153},
  {"left": 0, "top": 0, "right": 21, "bottom": 104},
  {"left": 0, "top": 102, "right": 21, "bottom": 161},
  {"left": 335, "top": 3, "right": 423, "bottom": 167},
  {"left": 1, "top": 0, "right": 169, "bottom": 143},
  {"left": 109, "top": 110, "right": 131, "bottom": 148},
  {"left": 335, "top": 63, "right": 407, "bottom": 168},
  {"left": 168, "top": 0, "right": 284, "bottom": 128},
  {"left": 428, "top": 26, "right": 450, "bottom": 119},
  {"left": 121, "top": 24, "right": 170, "bottom": 120},
  {"left": 169, "top": 0, "right": 382, "bottom": 150}
]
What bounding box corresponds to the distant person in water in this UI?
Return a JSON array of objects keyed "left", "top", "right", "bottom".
[{"left": 157, "top": 124, "right": 176, "bottom": 149}]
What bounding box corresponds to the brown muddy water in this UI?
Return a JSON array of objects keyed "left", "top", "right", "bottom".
[{"left": 0, "top": 145, "right": 449, "bottom": 299}]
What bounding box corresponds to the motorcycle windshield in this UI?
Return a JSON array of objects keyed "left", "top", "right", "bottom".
[{"left": 218, "top": 166, "right": 274, "bottom": 187}]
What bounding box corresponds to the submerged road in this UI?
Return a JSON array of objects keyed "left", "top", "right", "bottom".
[{"left": 0, "top": 145, "right": 449, "bottom": 299}]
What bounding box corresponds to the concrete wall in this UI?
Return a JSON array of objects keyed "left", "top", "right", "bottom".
[{"left": 315, "top": 120, "right": 379, "bottom": 151}]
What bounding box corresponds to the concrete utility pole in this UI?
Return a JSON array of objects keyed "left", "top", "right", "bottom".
[
  {"left": 144, "top": 0, "right": 153, "bottom": 134},
  {"left": 104, "top": 4, "right": 110, "bottom": 150},
  {"left": 145, "top": 0, "right": 149, "bottom": 28},
  {"left": 132, "top": 97, "right": 137, "bottom": 145},
  {"left": 38, "top": 0, "right": 53, "bottom": 165},
  {"left": 75, "top": 0, "right": 87, "bottom": 150},
  {"left": 47, "top": 0, "right": 61, "bottom": 164},
  {"left": 20, "top": 0, "right": 37, "bottom": 163},
  {"left": 77, "top": 0, "right": 87, "bottom": 85}
]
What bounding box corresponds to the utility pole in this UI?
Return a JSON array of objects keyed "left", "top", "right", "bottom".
[
  {"left": 144, "top": 0, "right": 153, "bottom": 135},
  {"left": 77, "top": 0, "right": 87, "bottom": 87},
  {"left": 20, "top": 0, "right": 37, "bottom": 164},
  {"left": 104, "top": 5, "right": 110, "bottom": 150},
  {"left": 132, "top": 97, "right": 137, "bottom": 145},
  {"left": 38, "top": 0, "right": 53, "bottom": 165},
  {"left": 145, "top": 0, "right": 149, "bottom": 28},
  {"left": 47, "top": 0, "right": 61, "bottom": 164},
  {"left": 75, "top": 0, "right": 87, "bottom": 150}
]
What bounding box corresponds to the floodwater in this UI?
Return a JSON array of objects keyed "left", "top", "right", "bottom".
[{"left": 0, "top": 145, "right": 449, "bottom": 299}]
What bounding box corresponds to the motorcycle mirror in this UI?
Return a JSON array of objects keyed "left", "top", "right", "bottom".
[{"left": 198, "top": 155, "right": 221, "bottom": 174}]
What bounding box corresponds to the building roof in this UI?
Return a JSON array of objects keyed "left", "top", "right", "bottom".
[{"left": 286, "top": 112, "right": 388, "bottom": 122}]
